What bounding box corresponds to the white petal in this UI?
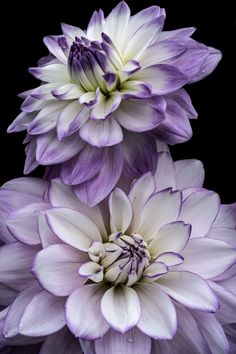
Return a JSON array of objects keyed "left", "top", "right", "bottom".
[
  {"left": 46, "top": 207, "right": 102, "bottom": 251},
  {"left": 135, "top": 282, "right": 176, "bottom": 339},
  {"left": 29, "top": 64, "right": 70, "bottom": 83},
  {"left": 179, "top": 238, "right": 236, "bottom": 278},
  {"left": 109, "top": 188, "right": 133, "bottom": 233},
  {"left": 207, "top": 227, "right": 236, "bottom": 248},
  {"left": 33, "top": 244, "right": 87, "bottom": 296},
  {"left": 156, "top": 252, "right": 184, "bottom": 266},
  {"left": 66, "top": 284, "right": 109, "bottom": 339},
  {"left": 149, "top": 221, "right": 191, "bottom": 258},
  {"left": 139, "top": 189, "right": 182, "bottom": 241},
  {"left": 154, "top": 152, "right": 176, "bottom": 192},
  {"left": 158, "top": 271, "right": 219, "bottom": 312},
  {"left": 52, "top": 83, "right": 84, "bottom": 100},
  {"left": 174, "top": 159, "right": 205, "bottom": 190},
  {"left": 90, "top": 91, "right": 121, "bottom": 120},
  {"left": 101, "top": 286, "right": 141, "bottom": 333},
  {"left": 128, "top": 172, "right": 155, "bottom": 233},
  {"left": 178, "top": 190, "right": 220, "bottom": 238}
]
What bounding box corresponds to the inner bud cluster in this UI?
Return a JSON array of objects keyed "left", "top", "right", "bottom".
[{"left": 79, "top": 232, "right": 171, "bottom": 287}]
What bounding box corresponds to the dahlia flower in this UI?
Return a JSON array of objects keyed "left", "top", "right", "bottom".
[
  {"left": 1, "top": 151, "right": 236, "bottom": 353},
  {"left": 8, "top": 1, "right": 221, "bottom": 206}
]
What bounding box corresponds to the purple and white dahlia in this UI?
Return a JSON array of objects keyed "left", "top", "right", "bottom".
[
  {"left": 8, "top": 1, "right": 221, "bottom": 206},
  {"left": 0, "top": 152, "right": 236, "bottom": 354}
]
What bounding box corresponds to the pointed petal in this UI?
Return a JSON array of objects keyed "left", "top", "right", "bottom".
[
  {"left": 180, "top": 237, "right": 236, "bottom": 278},
  {"left": 74, "top": 145, "right": 123, "bottom": 207},
  {"left": 133, "top": 64, "right": 188, "bottom": 95},
  {"left": 135, "top": 282, "right": 176, "bottom": 339},
  {"left": 29, "top": 63, "right": 70, "bottom": 83},
  {"left": 101, "top": 286, "right": 141, "bottom": 333},
  {"left": 43, "top": 35, "right": 67, "bottom": 63},
  {"left": 19, "top": 291, "right": 66, "bottom": 336},
  {"left": 139, "top": 189, "right": 182, "bottom": 241},
  {"left": 154, "top": 152, "right": 176, "bottom": 192},
  {"left": 149, "top": 222, "right": 191, "bottom": 257},
  {"left": 66, "top": 284, "right": 109, "bottom": 339},
  {"left": 79, "top": 117, "right": 123, "bottom": 147},
  {"left": 109, "top": 188, "right": 133, "bottom": 233},
  {"left": 33, "top": 244, "right": 87, "bottom": 296},
  {"left": 158, "top": 271, "right": 219, "bottom": 311},
  {"left": 178, "top": 190, "right": 220, "bottom": 237},
  {"left": 36, "top": 130, "right": 84, "bottom": 165},
  {"left": 213, "top": 203, "right": 236, "bottom": 228},
  {"left": 46, "top": 207, "right": 102, "bottom": 251},
  {"left": 175, "top": 159, "right": 205, "bottom": 189},
  {"left": 128, "top": 172, "right": 155, "bottom": 233}
]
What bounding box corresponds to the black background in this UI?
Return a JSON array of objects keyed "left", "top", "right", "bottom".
[{"left": 0, "top": 0, "right": 235, "bottom": 203}]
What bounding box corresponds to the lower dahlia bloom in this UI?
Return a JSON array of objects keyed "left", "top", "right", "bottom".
[
  {"left": 0, "top": 151, "right": 236, "bottom": 353},
  {"left": 8, "top": 1, "right": 221, "bottom": 206}
]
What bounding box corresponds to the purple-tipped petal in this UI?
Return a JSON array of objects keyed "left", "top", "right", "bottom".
[
  {"left": 158, "top": 271, "right": 219, "bottom": 312},
  {"left": 90, "top": 91, "right": 121, "bottom": 120},
  {"left": 7, "top": 112, "right": 35, "bottom": 133},
  {"left": 114, "top": 97, "right": 165, "bottom": 132},
  {"left": 87, "top": 9, "right": 105, "bottom": 41},
  {"left": 178, "top": 189, "right": 220, "bottom": 238},
  {"left": 29, "top": 63, "right": 70, "bottom": 83},
  {"left": 33, "top": 244, "right": 87, "bottom": 296},
  {"left": 46, "top": 207, "right": 102, "bottom": 251},
  {"left": 133, "top": 64, "right": 188, "bottom": 95},
  {"left": 179, "top": 238, "right": 236, "bottom": 279},
  {"left": 119, "top": 80, "right": 152, "bottom": 99},
  {"left": 66, "top": 284, "right": 109, "bottom": 339},
  {"left": 36, "top": 131, "right": 84, "bottom": 165},
  {"left": 57, "top": 101, "right": 89, "bottom": 140},
  {"left": 122, "top": 132, "right": 157, "bottom": 177},
  {"left": 167, "top": 88, "right": 198, "bottom": 119},
  {"left": 74, "top": 145, "right": 123, "bottom": 206},
  {"left": 43, "top": 35, "right": 67, "bottom": 63},
  {"left": 52, "top": 83, "right": 84, "bottom": 100},
  {"left": 24, "top": 138, "right": 39, "bottom": 174}
]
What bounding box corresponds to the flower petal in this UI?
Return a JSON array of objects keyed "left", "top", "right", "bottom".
[
  {"left": 135, "top": 282, "right": 176, "bottom": 339},
  {"left": 158, "top": 271, "right": 219, "bottom": 312},
  {"left": 119, "top": 80, "right": 151, "bottom": 99},
  {"left": 109, "top": 188, "right": 133, "bottom": 233},
  {"left": 79, "top": 117, "right": 123, "bottom": 147},
  {"left": 139, "top": 189, "right": 182, "bottom": 241},
  {"left": 52, "top": 83, "right": 83, "bottom": 100},
  {"left": 149, "top": 221, "right": 191, "bottom": 257},
  {"left": 36, "top": 131, "right": 84, "bottom": 165},
  {"left": 43, "top": 35, "right": 67, "bottom": 63},
  {"left": 128, "top": 172, "right": 155, "bottom": 233},
  {"left": 6, "top": 202, "right": 49, "bottom": 245},
  {"left": 87, "top": 9, "right": 105, "bottom": 41},
  {"left": 192, "top": 311, "right": 229, "bottom": 354},
  {"left": 90, "top": 92, "right": 121, "bottom": 120},
  {"left": 114, "top": 97, "right": 165, "bottom": 132},
  {"left": 174, "top": 159, "right": 205, "bottom": 190},
  {"left": 19, "top": 290, "right": 66, "bottom": 336},
  {"left": 61, "top": 145, "right": 107, "bottom": 185},
  {"left": 46, "top": 207, "right": 102, "bottom": 251},
  {"left": 66, "top": 284, "right": 109, "bottom": 339},
  {"left": 0, "top": 243, "right": 38, "bottom": 291},
  {"left": 213, "top": 203, "right": 236, "bottom": 228},
  {"left": 101, "top": 285, "right": 141, "bottom": 333},
  {"left": 154, "top": 152, "right": 176, "bottom": 192},
  {"left": 3, "top": 283, "right": 41, "bottom": 338},
  {"left": 29, "top": 64, "right": 70, "bottom": 83},
  {"left": 179, "top": 238, "right": 236, "bottom": 278},
  {"left": 133, "top": 64, "right": 188, "bottom": 95},
  {"left": 74, "top": 145, "right": 123, "bottom": 207},
  {"left": 178, "top": 190, "right": 220, "bottom": 237},
  {"left": 95, "top": 328, "right": 151, "bottom": 354},
  {"left": 40, "top": 327, "right": 83, "bottom": 354},
  {"left": 207, "top": 227, "right": 236, "bottom": 248},
  {"left": 33, "top": 244, "right": 87, "bottom": 296},
  {"left": 57, "top": 101, "right": 89, "bottom": 140}
]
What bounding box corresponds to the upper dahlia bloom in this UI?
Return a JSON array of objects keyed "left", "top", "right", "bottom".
[
  {"left": 0, "top": 150, "right": 236, "bottom": 354},
  {"left": 8, "top": 2, "right": 221, "bottom": 206}
]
